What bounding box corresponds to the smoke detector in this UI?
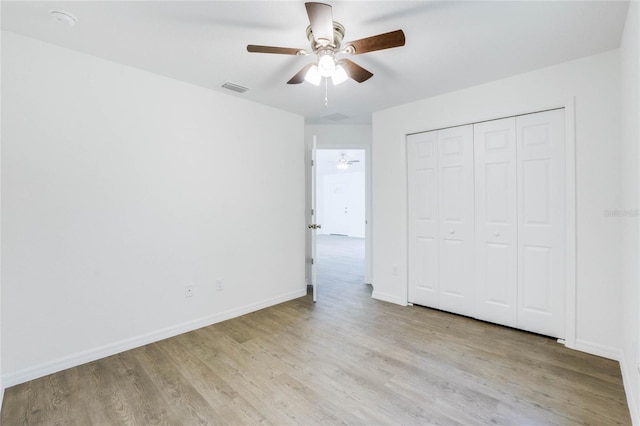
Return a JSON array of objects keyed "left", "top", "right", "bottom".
[{"left": 50, "top": 10, "right": 77, "bottom": 26}]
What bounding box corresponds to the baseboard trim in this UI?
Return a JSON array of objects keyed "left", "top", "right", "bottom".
[
  {"left": 574, "top": 338, "right": 621, "bottom": 361},
  {"left": 620, "top": 354, "right": 640, "bottom": 425},
  {"left": 2, "top": 288, "right": 307, "bottom": 388},
  {"left": 371, "top": 291, "right": 407, "bottom": 306}
]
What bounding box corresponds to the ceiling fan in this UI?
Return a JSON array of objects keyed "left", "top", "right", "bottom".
[
  {"left": 247, "top": 2, "right": 406, "bottom": 86},
  {"left": 335, "top": 153, "right": 360, "bottom": 169}
]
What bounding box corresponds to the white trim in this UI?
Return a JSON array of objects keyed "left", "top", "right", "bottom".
[
  {"left": 311, "top": 136, "right": 318, "bottom": 302},
  {"left": 574, "top": 338, "right": 621, "bottom": 361},
  {"left": 2, "top": 289, "right": 307, "bottom": 388},
  {"left": 400, "top": 131, "right": 409, "bottom": 306},
  {"left": 372, "top": 290, "right": 408, "bottom": 306},
  {"left": 563, "top": 98, "right": 578, "bottom": 350},
  {"left": 403, "top": 99, "right": 577, "bottom": 348},
  {"left": 620, "top": 354, "right": 640, "bottom": 426}
]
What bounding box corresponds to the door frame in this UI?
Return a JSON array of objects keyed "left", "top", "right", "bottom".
[
  {"left": 403, "top": 98, "right": 577, "bottom": 350},
  {"left": 306, "top": 141, "right": 372, "bottom": 285}
]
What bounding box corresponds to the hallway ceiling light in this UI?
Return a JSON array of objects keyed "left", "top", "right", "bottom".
[{"left": 336, "top": 153, "right": 359, "bottom": 170}]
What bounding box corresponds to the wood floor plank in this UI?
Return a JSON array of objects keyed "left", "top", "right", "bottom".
[
  {"left": 1, "top": 381, "right": 30, "bottom": 425},
  {"left": 160, "top": 333, "right": 265, "bottom": 425},
  {"left": 132, "top": 343, "right": 223, "bottom": 425},
  {"left": 1, "top": 235, "right": 631, "bottom": 425}
]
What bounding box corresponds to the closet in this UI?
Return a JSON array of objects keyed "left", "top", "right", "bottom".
[{"left": 407, "top": 109, "right": 566, "bottom": 338}]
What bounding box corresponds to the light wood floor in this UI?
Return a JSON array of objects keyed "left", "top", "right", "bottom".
[{"left": 2, "top": 235, "right": 631, "bottom": 425}]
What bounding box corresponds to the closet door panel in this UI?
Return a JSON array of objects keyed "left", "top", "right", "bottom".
[
  {"left": 407, "top": 131, "right": 439, "bottom": 307},
  {"left": 517, "top": 109, "right": 565, "bottom": 338},
  {"left": 438, "top": 125, "right": 475, "bottom": 316},
  {"left": 474, "top": 118, "right": 517, "bottom": 327},
  {"left": 521, "top": 245, "right": 552, "bottom": 312},
  {"left": 440, "top": 239, "right": 466, "bottom": 298}
]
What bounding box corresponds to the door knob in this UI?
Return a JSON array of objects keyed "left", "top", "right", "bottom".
[{"left": 308, "top": 224, "right": 322, "bottom": 229}]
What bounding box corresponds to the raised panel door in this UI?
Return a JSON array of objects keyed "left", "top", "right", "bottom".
[
  {"left": 517, "top": 109, "right": 565, "bottom": 338},
  {"left": 474, "top": 118, "right": 517, "bottom": 327},
  {"left": 407, "top": 131, "right": 439, "bottom": 307},
  {"left": 438, "top": 125, "right": 475, "bottom": 316}
]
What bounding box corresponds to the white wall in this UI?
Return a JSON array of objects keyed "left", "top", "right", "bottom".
[
  {"left": 620, "top": 1, "right": 640, "bottom": 423},
  {"left": 1, "top": 32, "right": 306, "bottom": 386},
  {"left": 306, "top": 125, "right": 372, "bottom": 149},
  {"left": 304, "top": 124, "right": 372, "bottom": 283},
  {"left": 372, "top": 50, "right": 623, "bottom": 358}
]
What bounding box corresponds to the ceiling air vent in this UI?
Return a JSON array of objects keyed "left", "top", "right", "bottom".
[
  {"left": 220, "top": 82, "right": 249, "bottom": 94},
  {"left": 323, "top": 113, "right": 349, "bottom": 122}
]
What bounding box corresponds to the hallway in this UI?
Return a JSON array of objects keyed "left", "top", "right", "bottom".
[{"left": 316, "top": 234, "right": 365, "bottom": 288}]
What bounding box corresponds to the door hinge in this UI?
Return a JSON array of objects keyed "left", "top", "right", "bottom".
[
  {"left": 311, "top": 258, "right": 314, "bottom": 265},
  {"left": 311, "top": 159, "right": 314, "bottom": 166},
  {"left": 311, "top": 208, "right": 314, "bottom": 216}
]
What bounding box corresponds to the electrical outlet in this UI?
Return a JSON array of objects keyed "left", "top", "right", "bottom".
[
  {"left": 216, "top": 279, "right": 224, "bottom": 291},
  {"left": 185, "top": 285, "right": 194, "bottom": 298}
]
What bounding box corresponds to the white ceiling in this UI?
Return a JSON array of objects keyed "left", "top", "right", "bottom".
[{"left": 1, "top": 1, "right": 630, "bottom": 125}]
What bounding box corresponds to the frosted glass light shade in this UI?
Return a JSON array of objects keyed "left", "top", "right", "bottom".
[
  {"left": 317, "top": 51, "right": 336, "bottom": 77},
  {"left": 305, "top": 65, "right": 322, "bottom": 86},
  {"left": 331, "top": 64, "right": 348, "bottom": 85}
]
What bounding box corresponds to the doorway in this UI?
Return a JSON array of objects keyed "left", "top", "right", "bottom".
[{"left": 314, "top": 149, "right": 367, "bottom": 295}]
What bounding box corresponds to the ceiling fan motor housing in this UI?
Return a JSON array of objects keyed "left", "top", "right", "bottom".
[{"left": 306, "top": 22, "right": 345, "bottom": 51}]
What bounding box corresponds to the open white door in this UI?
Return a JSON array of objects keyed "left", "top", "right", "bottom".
[{"left": 308, "top": 137, "right": 320, "bottom": 302}]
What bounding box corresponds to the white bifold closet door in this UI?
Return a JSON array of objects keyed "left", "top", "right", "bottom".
[
  {"left": 407, "top": 125, "right": 475, "bottom": 316},
  {"left": 474, "top": 117, "right": 518, "bottom": 328},
  {"left": 437, "top": 126, "right": 475, "bottom": 316},
  {"left": 474, "top": 110, "right": 565, "bottom": 337},
  {"left": 407, "top": 131, "right": 439, "bottom": 307},
  {"left": 516, "top": 109, "right": 565, "bottom": 338},
  {"left": 408, "top": 109, "right": 566, "bottom": 339}
]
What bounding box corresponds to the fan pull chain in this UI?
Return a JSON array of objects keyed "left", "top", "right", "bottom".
[{"left": 324, "top": 77, "right": 329, "bottom": 107}]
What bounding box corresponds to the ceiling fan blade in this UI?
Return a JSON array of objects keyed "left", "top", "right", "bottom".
[
  {"left": 247, "top": 45, "right": 303, "bottom": 55},
  {"left": 306, "top": 2, "right": 334, "bottom": 45},
  {"left": 343, "top": 29, "right": 406, "bottom": 54},
  {"left": 287, "top": 63, "right": 314, "bottom": 84},
  {"left": 340, "top": 59, "right": 373, "bottom": 83}
]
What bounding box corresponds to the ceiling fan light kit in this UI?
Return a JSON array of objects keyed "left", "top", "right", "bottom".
[
  {"left": 247, "top": 2, "right": 405, "bottom": 87},
  {"left": 305, "top": 63, "right": 348, "bottom": 87},
  {"left": 336, "top": 153, "right": 360, "bottom": 170},
  {"left": 317, "top": 49, "right": 336, "bottom": 77}
]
